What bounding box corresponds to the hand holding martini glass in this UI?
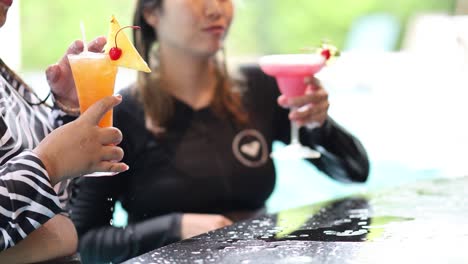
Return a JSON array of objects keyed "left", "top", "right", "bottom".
[{"left": 259, "top": 45, "right": 337, "bottom": 159}]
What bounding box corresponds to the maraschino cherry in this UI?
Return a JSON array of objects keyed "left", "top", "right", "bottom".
[
  {"left": 109, "top": 26, "right": 141, "bottom": 61},
  {"left": 319, "top": 42, "right": 340, "bottom": 61},
  {"left": 320, "top": 49, "right": 331, "bottom": 60}
]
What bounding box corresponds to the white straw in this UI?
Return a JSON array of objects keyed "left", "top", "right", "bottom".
[{"left": 80, "top": 20, "right": 88, "bottom": 53}]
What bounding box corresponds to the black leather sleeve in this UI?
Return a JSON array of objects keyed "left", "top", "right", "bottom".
[
  {"left": 302, "top": 117, "right": 370, "bottom": 183},
  {"left": 240, "top": 63, "right": 369, "bottom": 183},
  {"left": 67, "top": 176, "right": 182, "bottom": 264}
]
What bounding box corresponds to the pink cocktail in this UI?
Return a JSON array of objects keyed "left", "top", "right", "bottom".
[
  {"left": 259, "top": 54, "right": 326, "bottom": 97},
  {"left": 259, "top": 54, "right": 326, "bottom": 159}
]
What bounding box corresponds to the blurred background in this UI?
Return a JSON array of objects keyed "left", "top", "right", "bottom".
[
  {"left": 1, "top": 0, "right": 468, "bottom": 217},
  {"left": 0, "top": 0, "right": 457, "bottom": 69}
]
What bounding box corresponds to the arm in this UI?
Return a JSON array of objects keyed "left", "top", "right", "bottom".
[
  {"left": 46, "top": 37, "right": 108, "bottom": 128},
  {"left": 302, "top": 117, "right": 369, "bottom": 183},
  {"left": 0, "top": 151, "right": 62, "bottom": 251},
  {"left": 0, "top": 214, "right": 77, "bottom": 263},
  {"left": 68, "top": 176, "right": 182, "bottom": 263},
  {"left": 0, "top": 56, "right": 78, "bottom": 129},
  {"left": 240, "top": 64, "right": 369, "bottom": 183},
  {"left": 272, "top": 88, "right": 369, "bottom": 183},
  {"left": 274, "top": 105, "right": 369, "bottom": 183},
  {"left": 273, "top": 91, "right": 369, "bottom": 183}
]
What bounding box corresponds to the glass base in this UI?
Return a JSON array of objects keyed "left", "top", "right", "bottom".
[
  {"left": 84, "top": 171, "right": 118, "bottom": 177},
  {"left": 270, "top": 143, "right": 321, "bottom": 160}
]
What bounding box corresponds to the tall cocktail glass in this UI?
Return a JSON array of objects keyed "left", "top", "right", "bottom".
[
  {"left": 259, "top": 54, "right": 326, "bottom": 159},
  {"left": 68, "top": 51, "right": 118, "bottom": 175}
]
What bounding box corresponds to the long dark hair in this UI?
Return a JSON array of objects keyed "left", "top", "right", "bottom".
[{"left": 133, "top": 0, "right": 247, "bottom": 130}]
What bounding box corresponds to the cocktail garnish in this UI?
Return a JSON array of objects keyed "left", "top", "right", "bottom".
[
  {"left": 302, "top": 41, "right": 340, "bottom": 61},
  {"left": 318, "top": 41, "right": 340, "bottom": 61},
  {"left": 109, "top": 26, "right": 141, "bottom": 61},
  {"left": 104, "top": 15, "right": 151, "bottom": 73}
]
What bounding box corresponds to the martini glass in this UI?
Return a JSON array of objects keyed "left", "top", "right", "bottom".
[{"left": 259, "top": 54, "right": 326, "bottom": 159}]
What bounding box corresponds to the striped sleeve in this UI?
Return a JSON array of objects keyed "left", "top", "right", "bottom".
[
  {"left": 49, "top": 107, "right": 78, "bottom": 129},
  {"left": 0, "top": 150, "right": 61, "bottom": 251}
]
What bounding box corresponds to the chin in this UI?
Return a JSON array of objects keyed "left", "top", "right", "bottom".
[
  {"left": 0, "top": 6, "right": 7, "bottom": 27},
  {"left": 0, "top": 17, "right": 6, "bottom": 28},
  {"left": 195, "top": 48, "right": 222, "bottom": 58},
  {"left": 208, "top": 45, "right": 224, "bottom": 55}
]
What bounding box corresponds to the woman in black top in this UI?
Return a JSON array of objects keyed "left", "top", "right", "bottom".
[{"left": 68, "top": 0, "right": 369, "bottom": 263}]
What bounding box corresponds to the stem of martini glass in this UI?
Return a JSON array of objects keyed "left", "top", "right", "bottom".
[{"left": 290, "top": 107, "right": 300, "bottom": 145}]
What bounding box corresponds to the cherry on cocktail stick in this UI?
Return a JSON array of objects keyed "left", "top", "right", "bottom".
[
  {"left": 109, "top": 26, "right": 141, "bottom": 60},
  {"left": 320, "top": 49, "right": 331, "bottom": 60},
  {"left": 302, "top": 42, "right": 339, "bottom": 61},
  {"left": 319, "top": 42, "right": 340, "bottom": 62}
]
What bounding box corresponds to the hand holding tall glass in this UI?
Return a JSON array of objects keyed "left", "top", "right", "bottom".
[
  {"left": 68, "top": 52, "right": 118, "bottom": 176},
  {"left": 259, "top": 54, "right": 326, "bottom": 159},
  {"left": 67, "top": 16, "right": 150, "bottom": 176}
]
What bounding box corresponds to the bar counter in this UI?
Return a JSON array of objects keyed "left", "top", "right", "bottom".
[{"left": 123, "top": 176, "right": 468, "bottom": 263}]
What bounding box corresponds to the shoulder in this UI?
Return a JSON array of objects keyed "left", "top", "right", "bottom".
[{"left": 235, "top": 63, "right": 280, "bottom": 108}]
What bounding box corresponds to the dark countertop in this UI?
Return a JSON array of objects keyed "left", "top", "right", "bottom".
[
  {"left": 123, "top": 176, "right": 468, "bottom": 263},
  {"left": 35, "top": 254, "right": 81, "bottom": 264}
]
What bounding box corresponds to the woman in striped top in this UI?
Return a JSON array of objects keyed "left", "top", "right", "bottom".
[{"left": 0, "top": 1, "right": 128, "bottom": 262}]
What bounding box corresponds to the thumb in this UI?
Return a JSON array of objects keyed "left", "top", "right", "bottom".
[
  {"left": 308, "top": 77, "right": 322, "bottom": 92},
  {"left": 46, "top": 64, "right": 61, "bottom": 85},
  {"left": 81, "top": 95, "right": 122, "bottom": 125}
]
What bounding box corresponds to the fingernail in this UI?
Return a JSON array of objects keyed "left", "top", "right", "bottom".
[{"left": 115, "top": 94, "right": 122, "bottom": 100}]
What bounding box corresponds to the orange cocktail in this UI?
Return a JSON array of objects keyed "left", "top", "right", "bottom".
[{"left": 68, "top": 52, "right": 118, "bottom": 127}]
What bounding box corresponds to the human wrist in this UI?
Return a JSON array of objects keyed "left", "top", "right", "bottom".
[
  {"left": 51, "top": 91, "right": 80, "bottom": 116},
  {"left": 306, "top": 116, "right": 329, "bottom": 131},
  {"left": 32, "top": 148, "right": 59, "bottom": 186}
]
